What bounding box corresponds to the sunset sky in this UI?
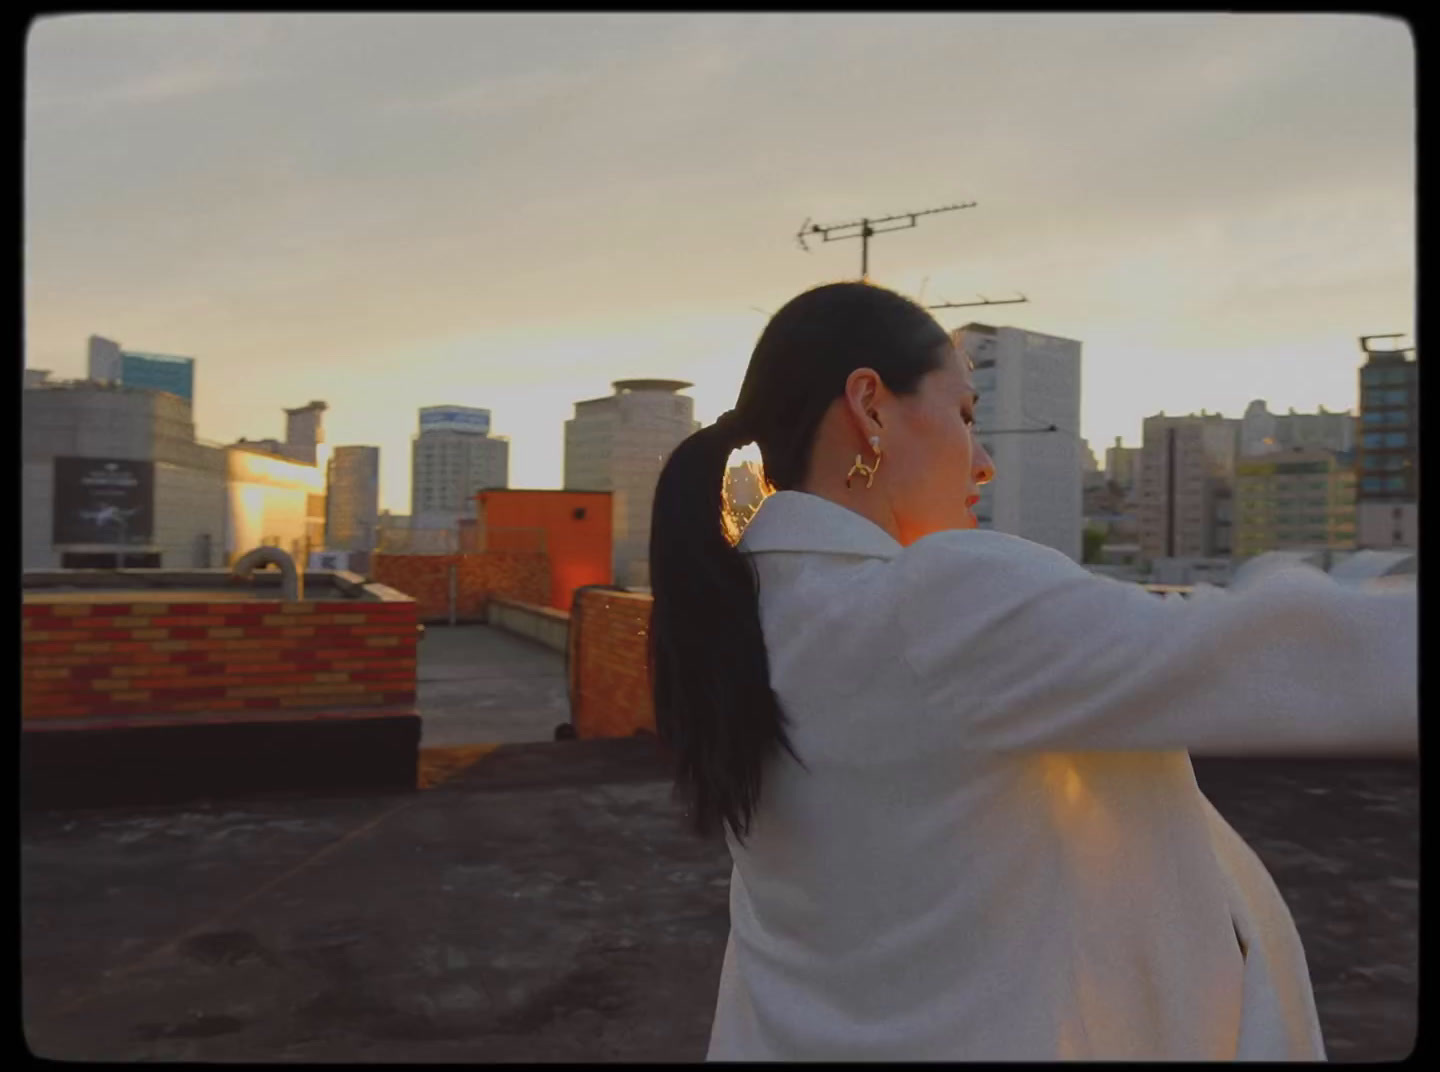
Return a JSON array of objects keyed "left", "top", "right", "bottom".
[{"left": 25, "top": 13, "right": 1414, "bottom": 512}]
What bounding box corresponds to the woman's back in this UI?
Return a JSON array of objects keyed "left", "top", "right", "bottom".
[
  {"left": 703, "top": 489, "right": 1410, "bottom": 1060},
  {"left": 644, "top": 283, "right": 1414, "bottom": 1061}
]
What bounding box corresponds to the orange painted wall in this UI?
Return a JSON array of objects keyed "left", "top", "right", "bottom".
[{"left": 478, "top": 490, "right": 614, "bottom": 611}]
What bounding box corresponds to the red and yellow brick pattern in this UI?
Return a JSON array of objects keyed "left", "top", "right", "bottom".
[
  {"left": 22, "top": 599, "right": 418, "bottom": 721},
  {"left": 371, "top": 552, "right": 550, "bottom": 622},
  {"left": 570, "top": 589, "right": 655, "bottom": 739}
]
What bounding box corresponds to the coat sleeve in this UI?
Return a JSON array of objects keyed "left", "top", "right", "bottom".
[{"left": 895, "top": 531, "right": 1418, "bottom": 756}]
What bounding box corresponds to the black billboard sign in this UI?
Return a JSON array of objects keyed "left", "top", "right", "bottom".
[{"left": 52, "top": 457, "right": 155, "bottom": 546}]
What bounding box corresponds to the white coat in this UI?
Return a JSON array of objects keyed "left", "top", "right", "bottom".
[{"left": 705, "top": 490, "right": 1417, "bottom": 1061}]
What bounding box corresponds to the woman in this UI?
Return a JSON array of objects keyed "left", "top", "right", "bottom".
[{"left": 647, "top": 281, "right": 1417, "bottom": 1061}]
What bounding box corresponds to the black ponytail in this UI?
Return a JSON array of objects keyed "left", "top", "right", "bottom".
[{"left": 648, "top": 281, "right": 950, "bottom": 843}]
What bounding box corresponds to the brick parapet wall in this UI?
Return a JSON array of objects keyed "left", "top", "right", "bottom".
[
  {"left": 371, "top": 552, "right": 550, "bottom": 622},
  {"left": 22, "top": 599, "right": 417, "bottom": 721},
  {"left": 570, "top": 589, "right": 655, "bottom": 739}
]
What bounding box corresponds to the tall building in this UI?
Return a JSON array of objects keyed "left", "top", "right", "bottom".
[
  {"left": 409, "top": 405, "right": 509, "bottom": 531},
  {"left": 1234, "top": 447, "right": 1358, "bottom": 559},
  {"left": 1239, "top": 399, "right": 1355, "bottom": 457},
  {"left": 284, "top": 401, "right": 328, "bottom": 466},
  {"left": 1104, "top": 437, "right": 1142, "bottom": 497},
  {"left": 952, "top": 324, "right": 1083, "bottom": 562},
  {"left": 1355, "top": 342, "right": 1418, "bottom": 549},
  {"left": 326, "top": 446, "right": 381, "bottom": 552},
  {"left": 86, "top": 336, "right": 123, "bottom": 383},
  {"left": 725, "top": 461, "right": 767, "bottom": 514},
  {"left": 88, "top": 335, "right": 196, "bottom": 405},
  {"left": 1137, "top": 411, "right": 1242, "bottom": 561},
  {"left": 232, "top": 400, "right": 330, "bottom": 467},
  {"left": 563, "top": 379, "right": 700, "bottom": 587}
]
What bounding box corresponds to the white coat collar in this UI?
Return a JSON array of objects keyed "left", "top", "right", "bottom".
[{"left": 737, "top": 490, "right": 903, "bottom": 560}]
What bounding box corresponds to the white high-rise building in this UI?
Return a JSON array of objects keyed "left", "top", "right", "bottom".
[
  {"left": 563, "top": 379, "right": 700, "bottom": 587},
  {"left": 952, "top": 324, "right": 1084, "bottom": 562},
  {"left": 409, "top": 406, "right": 509, "bottom": 531},
  {"left": 326, "top": 445, "right": 381, "bottom": 552}
]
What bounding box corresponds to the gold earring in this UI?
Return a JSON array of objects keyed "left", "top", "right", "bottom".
[{"left": 845, "top": 437, "right": 882, "bottom": 490}]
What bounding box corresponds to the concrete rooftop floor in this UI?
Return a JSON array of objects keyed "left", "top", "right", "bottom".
[
  {"left": 416, "top": 625, "right": 570, "bottom": 748},
  {"left": 22, "top": 740, "right": 1416, "bottom": 1062},
  {"left": 21, "top": 628, "right": 1418, "bottom": 1061}
]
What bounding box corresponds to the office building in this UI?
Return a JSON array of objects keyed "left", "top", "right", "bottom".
[
  {"left": 563, "top": 379, "right": 700, "bottom": 587},
  {"left": 1104, "top": 436, "right": 1142, "bottom": 497},
  {"left": 88, "top": 335, "right": 196, "bottom": 405},
  {"left": 1137, "top": 411, "right": 1242, "bottom": 561},
  {"left": 725, "top": 461, "right": 768, "bottom": 514},
  {"left": 1234, "top": 447, "right": 1358, "bottom": 559},
  {"left": 326, "top": 446, "right": 381, "bottom": 552},
  {"left": 284, "top": 401, "right": 328, "bottom": 466},
  {"left": 1355, "top": 343, "right": 1418, "bottom": 549},
  {"left": 410, "top": 405, "right": 509, "bottom": 532},
  {"left": 232, "top": 400, "right": 330, "bottom": 468},
  {"left": 952, "top": 324, "right": 1083, "bottom": 562},
  {"left": 23, "top": 379, "right": 322, "bottom": 569}
]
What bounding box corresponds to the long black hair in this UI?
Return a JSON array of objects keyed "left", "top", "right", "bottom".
[{"left": 648, "top": 281, "right": 952, "bottom": 842}]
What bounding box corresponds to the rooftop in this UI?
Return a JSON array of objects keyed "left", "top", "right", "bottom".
[
  {"left": 611, "top": 379, "right": 693, "bottom": 393},
  {"left": 20, "top": 739, "right": 1416, "bottom": 1061},
  {"left": 20, "top": 624, "right": 1416, "bottom": 1060}
]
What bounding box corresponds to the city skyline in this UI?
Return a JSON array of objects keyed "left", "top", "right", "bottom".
[{"left": 25, "top": 13, "right": 1414, "bottom": 512}]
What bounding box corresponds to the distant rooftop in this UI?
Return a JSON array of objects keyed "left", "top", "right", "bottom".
[
  {"left": 612, "top": 379, "right": 692, "bottom": 394},
  {"left": 120, "top": 350, "right": 194, "bottom": 365}
]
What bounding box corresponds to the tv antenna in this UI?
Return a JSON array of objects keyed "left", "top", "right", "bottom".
[
  {"left": 796, "top": 201, "right": 976, "bottom": 281},
  {"left": 928, "top": 293, "right": 1029, "bottom": 311}
]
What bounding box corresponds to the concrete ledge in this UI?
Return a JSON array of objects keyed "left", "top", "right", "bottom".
[
  {"left": 487, "top": 597, "right": 570, "bottom": 653},
  {"left": 22, "top": 711, "right": 421, "bottom": 812},
  {"left": 22, "top": 568, "right": 413, "bottom": 604}
]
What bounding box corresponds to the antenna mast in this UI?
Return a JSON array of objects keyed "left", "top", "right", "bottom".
[{"left": 796, "top": 201, "right": 976, "bottom": 281}]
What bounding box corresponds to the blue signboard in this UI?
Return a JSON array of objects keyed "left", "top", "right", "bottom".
[{"left": 419, "top": 406, "right": 490, "bottom": 435}]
